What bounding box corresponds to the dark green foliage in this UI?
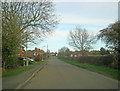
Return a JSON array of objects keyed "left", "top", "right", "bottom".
[
  {"left": 98, "top": 21, "right": 120, "bottom": 51},
  {"left": 2, "top": 36, "right": 20, "bottom": 70},
  {"left": 98, "top": 21, "right": 120, "bottom": 70},
  {"left": 35, "top": 56, "right": 42, "bottom": 61},
  {"left": 60, "top": 55, "right": 117, "bottom": 69},
  {"left": 90, "top": 50, "right": 100, "bottom": 55},
  {"left": 28, "top": 61, "right": 33, "bottom": 64},
  {"left": 2, "top": 43, "right": 18, "bottom": 69},
  {"left": 17, "top": 57, "right": 24, "bottom": 66},
  {"left": 100, "top": 47, "right": 110, "bottom": 55},
  {"left": 100, "top": 47, "right": 106, "bottom": 55}
]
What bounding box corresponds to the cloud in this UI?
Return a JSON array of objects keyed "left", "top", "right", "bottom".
[
  {"left": 53, "top": 0, "right": 119, "bottom": 2},
  {"left": 46, "top": 29, "right": 99, "bottom": 42},
  {"left": 46, "top": 30, "right": 69, "bottom": 41},
  {"left": 60, "top": 14, "right": 117, "bottom": 26}
]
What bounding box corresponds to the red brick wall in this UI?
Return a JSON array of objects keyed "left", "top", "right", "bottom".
[{"left": 17, "top": 47, "right": 25, "bottom": 57}]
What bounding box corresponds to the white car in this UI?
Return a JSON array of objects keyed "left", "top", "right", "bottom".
[
  {"left": 22, "top": 57, "right": 34, "bottom": 62},
  {"left": 30, "top": 58, "right": 34, "bottom": 62}
]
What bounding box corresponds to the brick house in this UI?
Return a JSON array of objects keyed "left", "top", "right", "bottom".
[
  {"left": 33, "top": 47, "right": 44, "bottom": 57},
  {"left": 69, "top": 51, "right": 92, "bottom": 57},
  {"left": 17, "top": 47, "right": 25, "bottom": 57},
  {"left": 25, "top": 50, "right": 34, "bottom": 58},
  {"left": 17, "top": 47, "right": 44, "bottom": 58}
]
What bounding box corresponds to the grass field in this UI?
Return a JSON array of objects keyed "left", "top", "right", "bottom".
[
  {"left": 57, "top": 57, "right": 119, "bottom": 80},
  {"left": 2, "top": 66, "right": 33, "bottom": 77}
]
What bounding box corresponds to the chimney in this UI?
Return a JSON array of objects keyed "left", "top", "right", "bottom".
[{"left": 35, "top": 47, "right": 37, "bottom": 50}]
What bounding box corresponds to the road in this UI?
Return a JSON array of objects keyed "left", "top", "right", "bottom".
[{"left": 22, "top": 56, "right": 118, "bottom": 89}]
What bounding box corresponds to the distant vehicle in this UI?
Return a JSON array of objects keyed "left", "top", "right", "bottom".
[
  {"left": 20, "top": 57, "right": 34, "bottom": 62},
  {"left": 22, "top": 57, "right": 30, "bottom": 61},
  {"left": 29, "top": 58, "right": 34, "bottom": 62}
]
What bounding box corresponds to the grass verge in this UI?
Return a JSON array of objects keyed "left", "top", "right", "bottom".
[
  {"left": 30, "top": 61, "right": 45, "bottom": 65},
  {"left": 2, "top": 66, "right": 33, "bottom": 77},
  {"left": 57, "top": 57, "right": 119, "bottom": 80},
  {"left": 30, "top": 57, "right": 48, "bottom": 65}
]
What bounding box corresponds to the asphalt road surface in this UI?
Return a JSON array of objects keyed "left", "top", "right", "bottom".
[{"left": 22, "top": 56, "right": 118, "bottom": 89}]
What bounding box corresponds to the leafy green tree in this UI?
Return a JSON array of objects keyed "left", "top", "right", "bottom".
[
  {"left": 100, "top": 47, "right": 106, "bottom": 55},
  {"left": 98, "top": 21, "right": 120, "bottom": 69},
  {"left": 100, "top": 47, "right": 109, "bottom": 55},
  {"left": 98, "top": 21, "right": 120, "bottom": 52},
  {"left": 2, "top": 1, "right": 58, "bottom": 70}
]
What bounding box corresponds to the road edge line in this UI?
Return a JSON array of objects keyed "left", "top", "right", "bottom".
[{"left": 15, "top": 60, "right": 48, "bottom": 90}]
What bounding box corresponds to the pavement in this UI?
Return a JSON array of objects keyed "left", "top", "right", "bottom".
[
  {"left": 22, "top": 56, "right": 119, "bottom": 89},
  {"left": 2, "top": 60, "right": 47, "bottom": 89}
]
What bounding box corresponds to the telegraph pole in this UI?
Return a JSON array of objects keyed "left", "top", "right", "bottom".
[
  {"left": 42, "top": 46, "right": 45, "bottom": 61},
  {"left": 47, "top": 44, "right": 49, "bottom": 57},
  {"left": 25, "top": 32, "right": 28, "bottom": 66},
  {"left": 47, "top": 44, "right": 48, "bottom": 53}
]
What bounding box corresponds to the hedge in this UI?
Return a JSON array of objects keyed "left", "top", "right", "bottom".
[{"left": 59, "top": 55, "right": 118, "bottom": 69}]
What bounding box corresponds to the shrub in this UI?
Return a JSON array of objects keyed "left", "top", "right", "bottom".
[
  {"left": 77, "top": 55, "right": 113, "bottom": 68},
  {"left": 35, "top": 56, "right": 42, "bottom": 61},
  {"left": 99, "top": 55, "right": 113, "bottom": 67},
  {"left": 5, "top": 55, "right": 18, "bottom": 69},
  {"left": 17, "top": 57, "right": 24, "bottom": 66},
  {"left": 29, "top": 61, "right": 33, "bottom": 64}
]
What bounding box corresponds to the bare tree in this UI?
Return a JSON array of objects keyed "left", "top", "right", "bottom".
[
  {"left": 68, "top": 26, "right": 96, "bottom": 56},
  {"left": 2, "top": 1, "right": 58, "bottom": 69},
  {"left": 2, "top": 1, "right": 58, "bottom": 44},
  {"left": 58, "top": 47, "right": 70, "bottom": 57}
]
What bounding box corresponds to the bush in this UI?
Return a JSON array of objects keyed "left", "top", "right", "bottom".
[
  {"left": 17, "top": 57, "right": 24, "bottom": 66},
  {"left": 35, "top": 56, "right": 42, "bottom": 61},
  {"left": 5, "top": 55, "right": 18, "bottom": 69},
  {"left": 99, "top": 55, "right": 113, "bottom": 67},
  {"left": 77, "top": 55, "right": 113, "bottom": 68},
  {"left": 29, "top": 61, "right": 32, "bottom": 64}
]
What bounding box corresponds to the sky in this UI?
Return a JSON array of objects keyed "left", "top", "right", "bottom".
[{"left": 27, "top": 1, "right": 118, "bottom": 53}]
